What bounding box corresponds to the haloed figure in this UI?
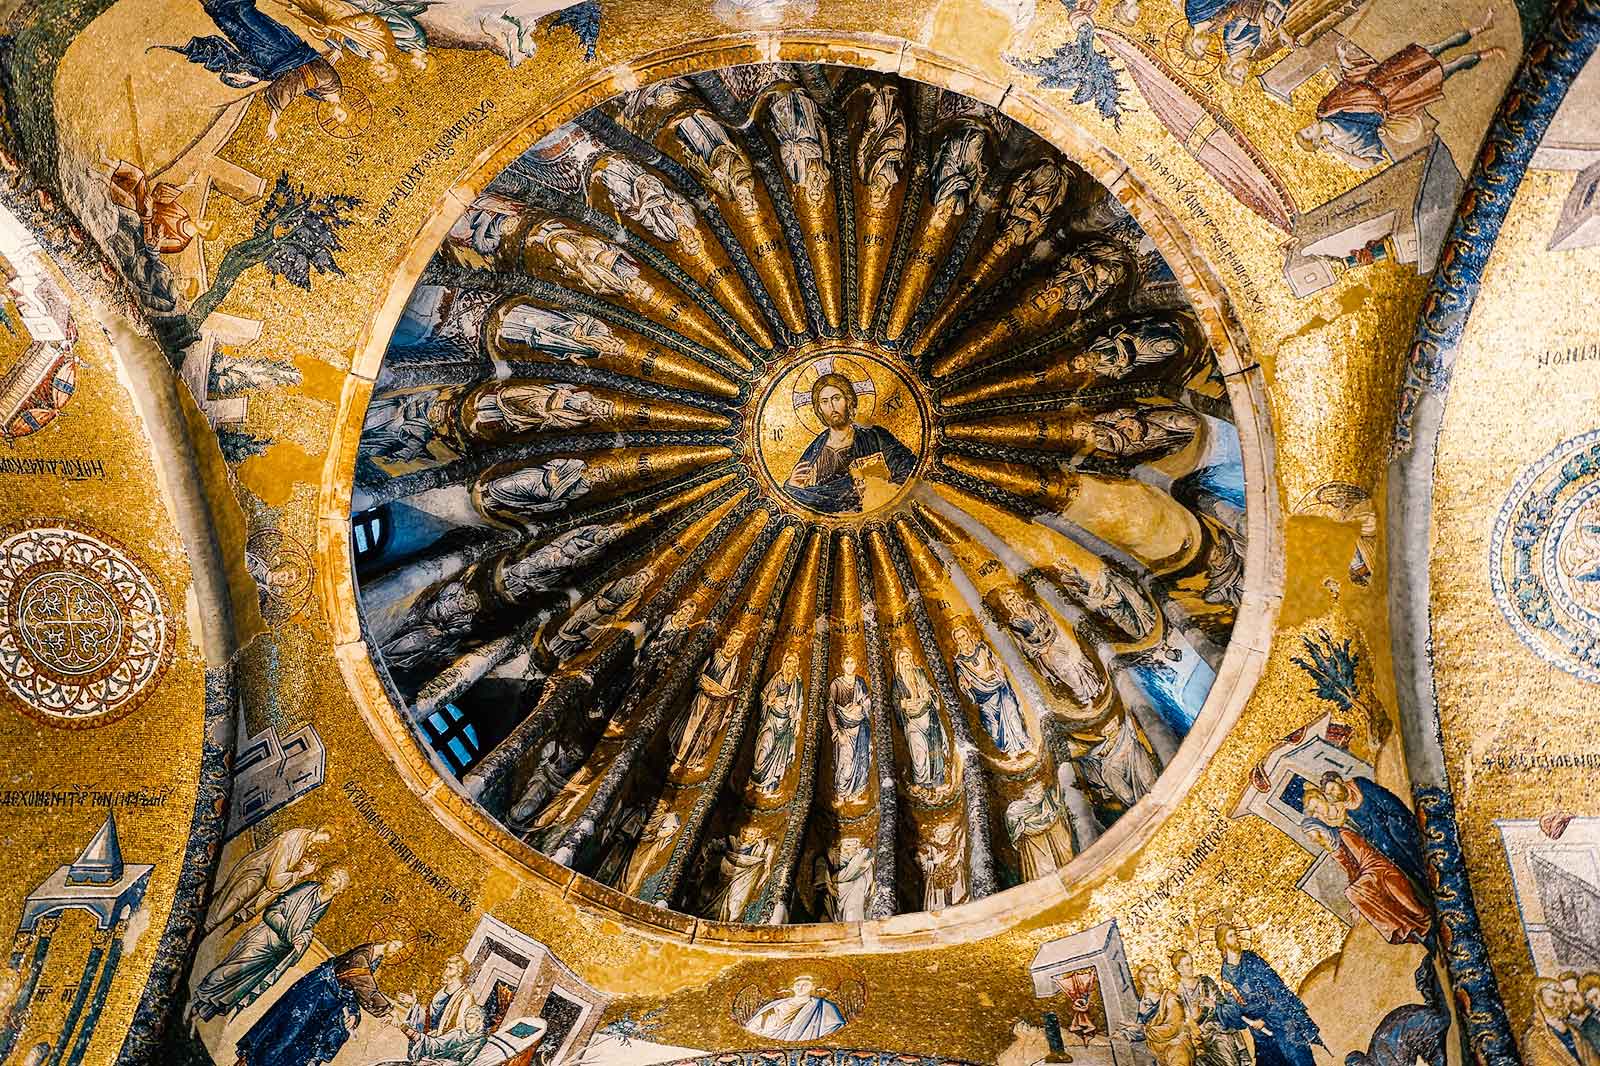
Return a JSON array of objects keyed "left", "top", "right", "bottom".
[{"left": 784, "top": 372, "right": 917, "bottom": 514}]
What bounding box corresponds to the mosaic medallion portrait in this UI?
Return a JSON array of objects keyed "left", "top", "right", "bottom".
[
  {"left": 351, "top": 60, "right": 1254, "bottom": 928},
  {"left": 753, "top": 350, "right": 929, "bottom": 518}
]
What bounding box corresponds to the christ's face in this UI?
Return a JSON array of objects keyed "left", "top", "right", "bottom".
[{"left": 817, "top": 384, "right": 853, "bottom": 430}]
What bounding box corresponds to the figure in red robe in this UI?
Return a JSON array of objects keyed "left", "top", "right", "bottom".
[{"left": 1303, "top": 817, "right": 1430, "bottom": 946}]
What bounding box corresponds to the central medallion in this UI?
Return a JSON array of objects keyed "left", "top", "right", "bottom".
[{"left": 753, "top": 349, "right": 930, "bottom": 519}]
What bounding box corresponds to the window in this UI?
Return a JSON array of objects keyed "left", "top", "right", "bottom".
[
  {"left": 421, "top": 702, "right": 483, "bottom": 775},
  {"left": 351, "top": 506, "right": 390, "bottom": 565}
]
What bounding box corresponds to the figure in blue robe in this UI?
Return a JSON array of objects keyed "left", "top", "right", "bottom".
[
  {"left": 952, "top": 628, "right": 1030, "bottom": 756},
  {"left": 1323, "top": 772, "right": 1428, "bottom": 895},
  {"left": 192, "top": 874, "right": 346, "bottom": 1021},
  {"left": 783, "top": 371, "right": 917, "bottom": 515},
  {"left": 236, "top": 940, "right": 401, "bottom": 1066},
  {"left": 156, "top": 0, "right": 344, "bottom": 141},
  {"left": 1214, "top": 929, "right": 1324, "bottom": 1066}
]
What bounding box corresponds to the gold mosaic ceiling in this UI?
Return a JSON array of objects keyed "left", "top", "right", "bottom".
[{"left": 352, "top": 62, "right": 1249, "bottom": 925}]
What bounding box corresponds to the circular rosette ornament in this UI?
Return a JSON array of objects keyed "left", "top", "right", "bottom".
[
  {"left": 1492, "top": 429, "right": 1600, "bottom": 682},
  {"left": 0, "top": 524, "right": 173, "bottom": 725}
]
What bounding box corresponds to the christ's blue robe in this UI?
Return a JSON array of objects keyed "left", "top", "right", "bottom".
[
  {"left": 1217, "top": 950, "right": 1324, "bottom": 1066},
  {"left": 1321, "top": 112, "right": 1389, "bottom": 164},
  {"left": 786, "top": 423, "right": 917, "bottom": 514},
  {"left": 237, "top": 948, "right": 388, "bottom": 1066},
  {"left": 168, "top": 0, "right": 321, "bottom": 86}
]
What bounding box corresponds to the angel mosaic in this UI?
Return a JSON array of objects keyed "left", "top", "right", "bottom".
[
  {"left": 497, "top": 305, "right": 624, "bottom": 363},
  {"left": 855, "top": 85, "right": 907, "bottom": 208}
]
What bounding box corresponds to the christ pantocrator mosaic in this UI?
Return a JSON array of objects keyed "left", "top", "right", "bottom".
[{"left": 352, "top": 62, "right": 1249, "bottom": 926}]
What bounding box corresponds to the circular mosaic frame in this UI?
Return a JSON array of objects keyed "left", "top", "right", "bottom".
[
  {"left": 318, "top": 33, "right": 1281, "bottom": 952},
  {"left": 1489, "top": 428, "right": 1600, "bottom": 683},
  {"left": 0, "top": 521, "right": 174, "bottom": 727}
]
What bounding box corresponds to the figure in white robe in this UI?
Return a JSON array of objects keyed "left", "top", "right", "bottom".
[
  {"left": 673, "top": 112, "right": 760, "bottom": 214},
  {"left": 479, "top": 457, "right": 611, "bottom": 516},
  {"left": 1060, "top": 565, "right": 1159, "bottom": 641},
  {"left": 498, "top": 523, "right": 622, "bottom": 600},
  {"left": 205, "top": 827, "right": 333, "bottom": 934},
  {"left": 621, "top": 810, "right": 682, "bottom": 895},
  {"left": 916, "top": 819, "right": 969, "bottom": 910},
  {"left": 745, "top": 977, "right": 849, "bottom": 1040},
  {"left": 529, "top": 219, "right": 648, "bottom": 299},
  {"left": 1081, "top": 713, "right": 1159, "bottom": 809},
  {"left": 594, "top": 157, "right": 701, "bottom": 251},
  {"left": 891, "top": 646, "right": 946, "bottom": 789},
  {"left": 931, "top": 125, "right": 986, "bottom": 221},
  {"left": 828, "top": 657, "right": 873, "bottom": 801},
  {"left": 191, "top": 870, "right": 350, "bottom": 1020},
  {"left": 856, "top": 85, "right": 907, "bottom": 208},
  {"left": 952, "top": 625, "right": 1031, "bottom": 756},
  {"left": 1004, "top": 783, "right": 1075, "bottom": 881},
  {"left": 1073, "top": 316, "right": 1189, "bottom": 379},
  {"left": 472, "top": 382, "right": 615, "bottom": 435},
  {"left": 999, "top": 588, "right": 1103, "bottom": 705},
  {"left": 361, "top": 390, "right": 444, "bottom": 462},
  {"left": 752, "top": 652, "right": 803, "bottom": 793},
  {"left": 543, "top": 567, "right": 653, "bottom": 663},
  {"left": 769, "top": 89, "right": 830, "bottom": 204},
  {"left": 496, "top": 305, "right": 622, "bottom": 363},
  {"left": 381, "top": 575, "right": 482, "bottom": 672},
  {"left": 812, "top": 838, "right": 874, "bottom": 921},
  {"left": 669, "top": 632, "right": 747, "bottom": 772},
  {"left": 707, "top": 830, "right": 772, "bottom": 922},
  {"left": 508, "top": 737, "right": 584, "bottom": 830}
]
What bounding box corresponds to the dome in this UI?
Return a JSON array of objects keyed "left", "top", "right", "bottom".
[{"left": 352, "top": 62, "right": 1248, "bottom": 925}]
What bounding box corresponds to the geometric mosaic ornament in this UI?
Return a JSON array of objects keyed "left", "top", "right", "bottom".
[
  {"left": 0, "top": 522, "right": 173, "bottom": 725},
  {"left": 1490, "top": 429, "right": 1600, "bottom": 684}
]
